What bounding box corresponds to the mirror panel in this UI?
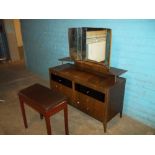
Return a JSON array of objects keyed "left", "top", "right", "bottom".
[
  {"left": 68, "top": 27, "right": 112, "bottom": 68},
  {"left": 86, "top": 30, "right": 106, "bottom": 62}
]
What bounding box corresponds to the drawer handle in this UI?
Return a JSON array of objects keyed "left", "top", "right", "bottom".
[
  {"left": 86, "top": 90, "right": 90, "bottom": 94},
  {"left": 59, "top": 79, "right": 62, "bottom": 82},
  {"left": 77, "top": 101, "right": 80, "bottom": 104}
]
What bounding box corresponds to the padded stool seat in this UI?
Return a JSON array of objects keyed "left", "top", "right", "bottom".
[{"left": 18, "top": 83, "right": 69, "bottom": 135}]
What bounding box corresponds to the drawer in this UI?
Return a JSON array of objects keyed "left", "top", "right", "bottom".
[
  {"left": 75, "top": 83, "right": 105, "bottom": 102},
  {"left": 51, "top": 81, "right": 73, "bottom": 102},
  {"left": 75, "top": 92, "right": 94, "bottom": 115},
  {"left": 51, "top": 73, "right": 72, "bottom": 88},
  {"left": 50, "top": 81, "right": 62, "bottom": 91},
  {"left": 93, "top": 102, "right": 105, "bottom": 122}
]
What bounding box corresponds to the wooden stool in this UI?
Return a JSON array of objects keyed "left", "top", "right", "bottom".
[{"left": 18, "top": 83, "right": 69, "bottom": 135}]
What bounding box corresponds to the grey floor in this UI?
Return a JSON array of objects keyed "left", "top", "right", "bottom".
[{"left": 0, "top": 62, "right": 155, "bottom": 135}]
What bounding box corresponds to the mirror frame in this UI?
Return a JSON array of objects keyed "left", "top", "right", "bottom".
[{"left": 68, "top": 27, "right": 112, "bottom": 69}]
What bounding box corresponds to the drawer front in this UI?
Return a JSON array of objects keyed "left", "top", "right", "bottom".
[
  {"left": 51, "top": 81, "right": 73, "bottom": 102},
  {"left": 74, "top": 91, "right": 105, "bottom": 121},
  {"left": 93, "top": 102, "right": 105, "bottom": 122},
  {"left": 75, "top": 83, "right": 105, "bottom": 102},
  {"left": 51, "top": 73, "right": 72, "bottom": 88},
  {"left": 75, "top": 92, "right": 94, "bottom": 115},
  {"left": 50, "top": 81, "right": 62, "bottom": 91}
]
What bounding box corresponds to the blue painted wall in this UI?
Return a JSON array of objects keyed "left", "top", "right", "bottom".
[{"left": 21, "top": 19, "right": 155, "bottom": 128}]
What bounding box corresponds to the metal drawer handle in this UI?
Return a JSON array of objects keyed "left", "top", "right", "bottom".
[{"left": 77, "top": 101, "right": 80, "bottom": 104}]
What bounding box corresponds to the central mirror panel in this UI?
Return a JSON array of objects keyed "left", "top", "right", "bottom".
[
  {"left": 68, "top": 27, "right": 112, "bottom": 68},
  {"left": 86, "top": 30, "right": 106, "bottom": 62}
]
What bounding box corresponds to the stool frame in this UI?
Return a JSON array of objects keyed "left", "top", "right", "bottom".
[{"left": 18, "top": 95, "right": 69, "bottom": 135}]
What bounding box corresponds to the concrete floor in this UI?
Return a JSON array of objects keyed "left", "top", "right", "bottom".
[{"left": 0, "top": 62, "right": 155, "bottom": 135}]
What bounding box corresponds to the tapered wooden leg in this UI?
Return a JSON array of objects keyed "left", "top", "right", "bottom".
[
  {"left": 19, "top": 97, "right": 28, "bottom": 128},
  {"left": 40, "top": 113, "right": 43, "bottom": 119},
  {"left": 64, "top": 103, "right": 69, "bottom": 135},
  {"left": 45, "top": 116, "right": 52, "bottom": 135},
  {"left": 103, "top": 122, "right": 107, "bottom": 133},
  {"left": 120, "top": 111, "right": 122, "bottom": 118}
]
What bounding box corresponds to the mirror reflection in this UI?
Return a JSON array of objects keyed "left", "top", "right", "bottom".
[{"left": 68, "top": 27, "right": 112, "bottom": 67}]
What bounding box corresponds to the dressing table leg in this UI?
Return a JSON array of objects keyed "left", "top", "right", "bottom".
[
  {"left": 103, "top": 122, "right": 107, "bottom": 133},
  {"left": 120, "top": 111, "right": 123, "bottom": 118}
]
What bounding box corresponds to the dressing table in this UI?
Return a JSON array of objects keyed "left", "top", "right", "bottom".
[{"left": 49, "top": 27, "right": 127, "bottom": 132}]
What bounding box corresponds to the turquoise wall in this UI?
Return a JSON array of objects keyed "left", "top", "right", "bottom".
[{"left": 21, "top": 19, "right": 155, "bottom": 128}]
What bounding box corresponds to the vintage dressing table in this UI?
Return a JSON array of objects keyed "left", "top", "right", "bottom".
[{"left": 49, "top": 27, "right": 127, "bottom": 132}]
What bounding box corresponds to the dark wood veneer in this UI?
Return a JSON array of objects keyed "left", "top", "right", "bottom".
[
  {"left": 49, "top": 62, "right": 126, "bottom": 132},
  {"left": 75, "top": 83, "right": 105, "bottom": 102},
  {"left": 51, "top": 73, "right": 72, "bottom": 88}
]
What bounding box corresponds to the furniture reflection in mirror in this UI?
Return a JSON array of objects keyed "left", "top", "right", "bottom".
[{"left": 68, "top": 27, "right": 112, "bottom": 68}]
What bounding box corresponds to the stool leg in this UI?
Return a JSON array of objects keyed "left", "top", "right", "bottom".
[
  {"left": 45, "top": 116, "right": 52, "bottom": 135},
  {"left": 64, "top": 103, "right": 69, "bottom": 135},
  {"left": 19, "top": 97, "right": 28, "bottom": 128}
]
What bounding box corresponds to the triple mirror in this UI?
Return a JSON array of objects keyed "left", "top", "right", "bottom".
[{"left": 68, "top": 27, "right": 112, "bottom": 68}]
